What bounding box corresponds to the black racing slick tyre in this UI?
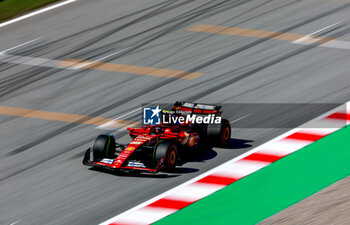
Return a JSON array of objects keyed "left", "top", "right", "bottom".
[
  {"left": 155, "top": 142, "right": 177, "bottom": 171},
  {"left": 207, "top": 119, "right": 231, "bottom": 147},
  {"left": 92, "top": 134, "right": 116, "bottom": 160}
]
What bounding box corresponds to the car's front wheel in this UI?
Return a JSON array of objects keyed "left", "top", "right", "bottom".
[{"left": 92, "top": 134, "right": 116, "bottom": 161}]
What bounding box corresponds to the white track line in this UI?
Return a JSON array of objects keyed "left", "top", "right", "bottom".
[
  {"left": 293, "top": 22, "right": 342, "bottom": 43},
  {"left": 0, "top": 49, "right": 129, "bottom": 71},
  {"left": 97, "top": 107, "right": 143, "bottom": 129},
  {"left": 230, "top": 113, "right": 252, "bottom": 124},
  {"left": 0, "top": 38, "right": 41, "bottom": 54},
  {"left": 72, "top": 48, "right": 129, "bottom": 69},
  {"left": 97, "top": 103, "right": 154, "bottom": 130},
  {"left": 0, "top": 0, "right": 77, "bottom": 29},
  {"left": 9, "top": 220, "right": 20, "bottom": 225},
  {"left": 95, "top": 48, "right": 129, "bottom": 62},
  {"left": 0, "top": 53, "right": 75, "bottom": 70},
  {"left": 292, "top": 22, "right": 350, "bottom": 50}
]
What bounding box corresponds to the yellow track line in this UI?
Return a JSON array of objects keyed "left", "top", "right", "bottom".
[
  {"left": 58, "top": 59, "right": 204, "bottom": 80},
  {"left": 187, "top": 24, "right": 336, "bottom": 44},
  {"left": 0, "top": 106, "right": 139, "bottom": 128}
]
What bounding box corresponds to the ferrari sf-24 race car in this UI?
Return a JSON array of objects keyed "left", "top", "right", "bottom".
[{"left": 83, "top": 102, "right": 231, "bottom": 173}]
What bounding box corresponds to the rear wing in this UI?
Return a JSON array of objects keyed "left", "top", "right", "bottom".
[{"left": 172, "top": 101, "right": 222, "bottom": 115}]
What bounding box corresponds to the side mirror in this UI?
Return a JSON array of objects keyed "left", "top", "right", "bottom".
[{"left": 127, "top": 127, "right": 133, "bottom": 131}]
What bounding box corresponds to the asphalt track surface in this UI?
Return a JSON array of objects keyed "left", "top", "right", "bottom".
[{"left": 0, "top": 0, "right": 349, "bottom": 224}]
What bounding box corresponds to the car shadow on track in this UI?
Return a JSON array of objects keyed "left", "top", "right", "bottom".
[
  {"left": 179, "top": 138, "right": 253, "bottom": 164},
  {"left": 183, "top": 148, "right": 217, "bottom": 163},
  {"left": 227, "top": 138, "right": 253, "bottom": 149},
  {"left": 87, "top": 138, "right": 253, "bottom": 178},
  {"left": 89, "top": 167, "right": 180, "bottom": 178}
]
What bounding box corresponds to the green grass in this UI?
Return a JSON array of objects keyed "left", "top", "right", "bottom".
[
  {"left": 155, "top": 126, "right": 350, "bottom": 225},
  {"left": 0, "top": 0, "right": 61, "bottom": 22}
]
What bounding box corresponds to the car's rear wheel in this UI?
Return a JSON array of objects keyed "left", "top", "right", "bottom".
[
  {"left": 93, "top": 134, "right": 116, "bottom": 160},
  {"left": 155, "top": 142, "right": 177, "bottom": 171},
  {"left": 207, "top": 119, "right": 231, "bottom": 147}
]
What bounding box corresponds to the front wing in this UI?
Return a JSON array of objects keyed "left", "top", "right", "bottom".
[{"left": 82, "top": 148, "right": 159, "bottom": 173}]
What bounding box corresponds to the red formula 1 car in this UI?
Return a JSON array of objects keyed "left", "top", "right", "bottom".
[{"left": 83, "top": 102, "right": 231, "bottom": 173}]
